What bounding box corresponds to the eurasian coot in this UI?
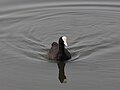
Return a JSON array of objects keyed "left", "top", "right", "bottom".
[{"left": 48, "top": 36, "right": 71, "bottom": 61}]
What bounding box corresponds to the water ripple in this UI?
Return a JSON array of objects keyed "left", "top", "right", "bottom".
[{"left": 0, "top": 2, "right": 120, "bottom": 62}]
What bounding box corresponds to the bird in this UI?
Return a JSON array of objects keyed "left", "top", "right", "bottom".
[{"left": 47, "top": 36, "right": 71, "bottom": 61}]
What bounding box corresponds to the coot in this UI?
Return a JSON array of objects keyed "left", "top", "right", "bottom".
[{"left": 48, "top": 36, "right": 71, "bottom": 61}]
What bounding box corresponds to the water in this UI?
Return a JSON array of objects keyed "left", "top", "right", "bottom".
[{"left": 0, "top": 1, "right": 120, "bottom": 90}]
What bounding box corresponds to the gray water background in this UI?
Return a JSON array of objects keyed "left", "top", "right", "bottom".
[{"left": 0, "top": 0, "right": 120, "bottom": 90}]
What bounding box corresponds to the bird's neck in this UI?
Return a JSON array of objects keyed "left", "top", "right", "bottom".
[{"left": 59, "top": 43, "right": 65, "bottom": 53}]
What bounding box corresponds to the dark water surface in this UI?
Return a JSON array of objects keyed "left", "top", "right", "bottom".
[{"left": 0, "top": 2, "right": 120, "bottom": 90}]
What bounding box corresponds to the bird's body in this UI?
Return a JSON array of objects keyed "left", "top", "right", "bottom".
[{"left": 47, "top": 36, "right": 71, "bottom": 61}]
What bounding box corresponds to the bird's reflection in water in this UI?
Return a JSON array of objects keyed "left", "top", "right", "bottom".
[{"left": 57, "top": 61, "right": 67, "bottom": 83}]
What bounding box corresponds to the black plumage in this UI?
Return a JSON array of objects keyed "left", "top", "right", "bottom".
[{"left": 48, "top": 36, "right": 71, "bottom": 61}]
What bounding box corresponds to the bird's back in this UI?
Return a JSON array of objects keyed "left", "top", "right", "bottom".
[{"left": 48, "top": 43, "right": 59, "bottom": 60}]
